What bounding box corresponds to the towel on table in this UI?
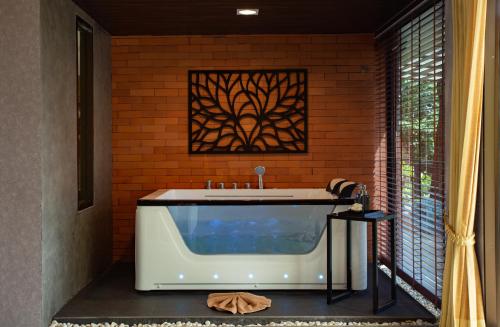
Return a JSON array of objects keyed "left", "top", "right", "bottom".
[
  {"left": 325, "top": 178, "right": 347, "bottom": 194},
  {"left": 207, "top": 292, "right": 271, "bottom": 314},
  {"left": 338, "top": 181, "right": 357, "bottom": 198},
  {"left": 326, "top": 178, "right": 358, "bottom": 198}
]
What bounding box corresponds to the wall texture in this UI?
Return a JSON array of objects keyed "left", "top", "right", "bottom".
[
  {"left": 111, "top": 34, "right": 377, "bottom": 260},
  {"left": 0, "top": 0, "right": 43, "bottom": 325},
  {"left": 40, "top": 0, "right": 112, "bottom": 325}
]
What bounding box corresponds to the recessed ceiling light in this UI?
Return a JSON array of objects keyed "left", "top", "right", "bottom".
[{"left": 237, "top": 9, "right": 259, "bottom": 16}]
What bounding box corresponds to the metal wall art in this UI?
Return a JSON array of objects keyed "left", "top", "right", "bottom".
[{"left": 188, "top": 69, "right": 307, "bottom": 154}]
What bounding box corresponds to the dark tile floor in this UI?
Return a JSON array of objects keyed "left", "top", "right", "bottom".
[{"left": 54, "top": 263, "right": 435, "bottom": 325}]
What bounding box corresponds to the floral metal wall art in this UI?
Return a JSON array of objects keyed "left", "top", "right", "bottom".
[{"left": 188, "top": 69, "right": 307, "bottom": 154}]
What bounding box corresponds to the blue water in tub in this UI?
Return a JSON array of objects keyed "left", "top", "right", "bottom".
[{"left": 167, "top": 205, "right": 333, "bottom": 254}]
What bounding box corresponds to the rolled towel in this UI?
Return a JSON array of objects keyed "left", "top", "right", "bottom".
[
  {"left": 338, "top": 181, "right": 358, "bottom": 198},
  {"left": 207, "top": 292, "right": 271, "bottom": 314},
  {"left": 326, "top": 178, "right": 347, "bottom": 195}
]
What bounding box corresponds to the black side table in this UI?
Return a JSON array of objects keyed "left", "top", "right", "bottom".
[{"left": 326, "top": 210, "right": 397, "bottom": 314}]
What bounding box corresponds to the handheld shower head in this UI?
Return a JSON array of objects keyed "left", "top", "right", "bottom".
[
  {"left": 255, "top": 166, "right": 266, "bottom": 176},
  {"left": 255, "top": 166, "right": 266, "bottom": 189}
]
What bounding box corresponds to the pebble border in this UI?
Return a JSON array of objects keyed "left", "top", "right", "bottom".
[
  {"left": 379, "top": 265, "right": 440, "bottom": 319},
  {"left": 50, "top": 320, "right": 436, "bottom": 327}
]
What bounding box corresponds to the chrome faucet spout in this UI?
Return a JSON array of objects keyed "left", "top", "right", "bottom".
[{"left": 258, "top": 175, "right": 263, "bottom": 189}]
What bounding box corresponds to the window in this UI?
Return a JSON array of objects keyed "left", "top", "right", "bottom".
[
  {"left": 77, "top": 18, "right": 93, "bottom": 210},
  {"left": 375, "top": 1, "right": 445, "bottom": 303}
]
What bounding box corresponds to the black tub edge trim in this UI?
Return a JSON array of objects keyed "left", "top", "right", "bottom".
[{"left": 137, "top": 198, "right": 356, "bottom": 206}]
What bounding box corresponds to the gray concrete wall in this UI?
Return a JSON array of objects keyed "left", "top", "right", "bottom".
[
  {"left": 40, "top": 0, "right": 112, "bottom": 325},
  {"left": 0, "top": 0, "right": 43, "bottom": 325}
]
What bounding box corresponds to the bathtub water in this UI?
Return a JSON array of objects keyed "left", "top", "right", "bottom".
[
  {"left": 135, "top": 188, "right": 367, "bottom": 291},
  {"left": 169, "top": 205, "right": 329, "bottom": 254}
]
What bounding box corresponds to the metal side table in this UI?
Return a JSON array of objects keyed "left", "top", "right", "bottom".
[{"left": 326, "top": 210, "right": 397, "bottom": 314}]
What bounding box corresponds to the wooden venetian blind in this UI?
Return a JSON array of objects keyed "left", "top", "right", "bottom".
[{"left": 374, "top": 0, "right": 445, "bottom": 303}]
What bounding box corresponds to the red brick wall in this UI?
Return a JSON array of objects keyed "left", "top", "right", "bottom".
[{"left": 112, "top": 34, "right": 377, "bottom": 261}]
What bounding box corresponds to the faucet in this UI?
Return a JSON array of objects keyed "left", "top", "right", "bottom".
[
  {"left": 244, "top": 182, "right": 251, "bottom": 189},
  {"left": 255, "top": 166, "right": 266, "bottom": 189},
  {"left": 218, "top": 182, "right": 225, "bottom": 189},
  {"left": 232, "top": 182, "right": 238, "bottom": 190},
  {"left": 206, "top": 179, "right": 212, "bottom": 189}
]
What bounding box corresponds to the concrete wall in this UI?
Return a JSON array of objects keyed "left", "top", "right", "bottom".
[
  {"left": 40, "top": 0, "right": 112, "bottom": 325},
  {"left": 0, "top": 0, "right": 43, "bottom": 325}
]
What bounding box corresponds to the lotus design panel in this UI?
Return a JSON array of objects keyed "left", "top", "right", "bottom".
[{"left": 188, "top": 69, "right": 307, "bottom": 153}]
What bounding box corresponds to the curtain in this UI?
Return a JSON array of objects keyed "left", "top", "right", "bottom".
[{"left": 440, "top": 0, "right": 487, "bottom": 326}]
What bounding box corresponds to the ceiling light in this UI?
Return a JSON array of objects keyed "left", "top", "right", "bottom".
[{"left": 237, "top": 9, "right": 259, "bottom": 16}]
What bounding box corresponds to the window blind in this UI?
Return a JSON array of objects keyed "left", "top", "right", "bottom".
[{"left": 374, "top": 0, "right": 445, "bottom": 304}]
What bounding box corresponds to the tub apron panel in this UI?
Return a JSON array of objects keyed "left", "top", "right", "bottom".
[{"left": 135, "top": 203, "right": 367, "bottom": 291}]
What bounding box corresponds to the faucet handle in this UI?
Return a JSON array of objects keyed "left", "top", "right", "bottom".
[{"left": 206, "top": 179, "right": 212, "bottom": 189}]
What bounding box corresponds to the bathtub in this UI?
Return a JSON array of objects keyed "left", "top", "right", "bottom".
[{"left": 135, "top": 188, "right": 367, "bottom": 291}]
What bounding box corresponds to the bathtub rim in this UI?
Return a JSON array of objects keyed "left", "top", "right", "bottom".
[{"left": 137, "top": 188, "right": 356, "bottom": 206}]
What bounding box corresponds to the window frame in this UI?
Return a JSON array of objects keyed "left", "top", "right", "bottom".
[{"left": 376, "top": 0, "right": 446, "bottom": 305}]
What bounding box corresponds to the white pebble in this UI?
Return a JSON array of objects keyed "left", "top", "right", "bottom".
[{"left": 48, "top": 320, "right": 438, "bottom": 327}]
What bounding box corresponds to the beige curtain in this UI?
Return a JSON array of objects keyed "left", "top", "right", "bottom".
[{"left": 440, "top": 0, "right": 486, "bottom": 326}]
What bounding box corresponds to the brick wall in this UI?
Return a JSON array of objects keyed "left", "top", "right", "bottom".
[{"left": 112, "top": 34, "right": 377, "bottom": 261}]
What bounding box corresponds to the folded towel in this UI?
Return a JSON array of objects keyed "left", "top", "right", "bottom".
[
  {"left": 207, "top": 292, "right": 272, "bottom": 314},
  {"left": 326, "top": 178, "right": 347, "bottom": 194},
  {"left": 338, "top": 181, "right": 357, "bottom": 198}
]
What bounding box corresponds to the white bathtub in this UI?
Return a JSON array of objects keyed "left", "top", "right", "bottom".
[{"left": 135, "top": 188, "right": 367, "bottom": 291}]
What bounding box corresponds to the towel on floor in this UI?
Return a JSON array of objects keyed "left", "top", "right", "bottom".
[{"left": 207, "top": 292, "right": 271, "bottom": 314}]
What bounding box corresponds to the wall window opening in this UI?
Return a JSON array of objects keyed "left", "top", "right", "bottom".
[{"left": 77, "top": 17, "right": 93, "bottom": 210}]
